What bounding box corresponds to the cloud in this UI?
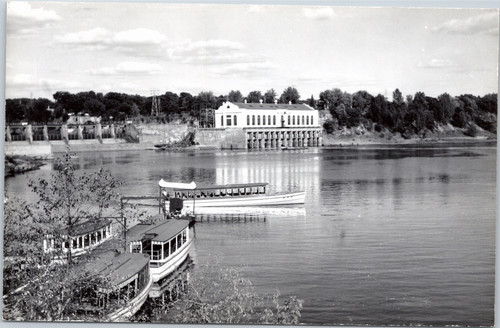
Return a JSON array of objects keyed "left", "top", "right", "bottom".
[
  {"left": 87, "top": 62, "right": 163, "bottom": 76},
  {"left": 303, "top": 7, "right": 336, "bottom": 20},
  {"left": 6, "top": 74, "right": 82, "bottom": 98},
  {"left": 55, "top": 28, "right": 112, "bottom": 48},
  {"left": 55, "top": 28, "right": 168, "bottom": 55},
  {"left": 431, "top": 11, "right": 498, "bottom": 35},
  {"left": 7, "top": 2, "right": 61, "bottom": 35},
  {"left": 209, "top": 61, "right": 275, "bottom": 77},
  {"left": 169, "top": 39, "right": 270, "bottom": 66},
  {"left": 417, "top": 59, "right": 455, "bottom": 69}
]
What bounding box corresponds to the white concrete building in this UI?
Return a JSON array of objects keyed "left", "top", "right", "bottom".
[
  {"left": 214, "top": 100, "right": 319, "bottom": 129},
  {"left": 207, "top": 100, "right": 322, "bottom": 149}
]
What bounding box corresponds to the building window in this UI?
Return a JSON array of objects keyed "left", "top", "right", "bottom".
[
  {"left": 263, "top": 115, "right": 266, "bottom": 125},
  {"left": 307, "top": 116, "right": 309, "bottom": 125},
  {"left": 221, "top": 116, "right": 224, "bottom": 127},
  {"left": 247, "top": 115, "right": 250, "bottom": 126},
  {"left": 302, "top": 115, "right": 305, "bottom": 125},
  {"left": 268, "top": 115, "right": 271, "bottom": 125},
  {"left": 288, "top": 116, "right": 290, "bottom": 125},
  {"left": 226, "top": 115, "right": 232, "bottom": 126},
  {"left": 252, "top": 115, "right": 255, "bottom": 125},
  {"left": 258, "top": 115, "right": 261, "bottom": 125},
  {"left": 234, "top": 115, "right": 237, "bottom": 126},
  {"left": 311, "top": 115, "right": 314, "bottom": 125},
  {"left": 273, "top": 115, "right": 276, "bottom": 125},
  {"left": 292, "top": 116, "right": 295, "bottom": 125}
]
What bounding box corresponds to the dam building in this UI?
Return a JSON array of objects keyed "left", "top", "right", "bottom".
[{"left": 209, "top": 100, "right": 322, "bottom": 149}]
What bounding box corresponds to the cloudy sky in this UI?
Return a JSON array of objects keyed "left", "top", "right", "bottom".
[{"left": 4, "top": 1, "right": 499, "bottom": 101}]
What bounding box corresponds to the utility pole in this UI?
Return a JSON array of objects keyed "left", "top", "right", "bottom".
[{"left": 151, "top": 89, "right": 160, "bottom": 116}]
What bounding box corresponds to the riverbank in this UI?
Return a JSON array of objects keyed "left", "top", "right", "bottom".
[
  {"left": 321, "top": 124, "right": 496, "bottom": 147},
  {"left": 5, "top": 155, "right": 46, "bottom": 177}
]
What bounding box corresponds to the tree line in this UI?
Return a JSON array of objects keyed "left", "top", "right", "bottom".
[
  {"left": 319, "top": 88, "right": 497, "bottom": 137},
  {"left": 4, "top": 87, "right": 303, "bottom": 124},
  {"left": 5, "top": 87, "right": 497, "bottom": 136}
]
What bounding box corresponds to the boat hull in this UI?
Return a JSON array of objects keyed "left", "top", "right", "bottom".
[
  {"left": 107, "top": 274, "right": 153, "bottom": 322},
  {"left": 174, "top": 191, "right": 305, "bottom": 208}
]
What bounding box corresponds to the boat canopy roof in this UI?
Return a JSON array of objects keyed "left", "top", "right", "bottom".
[
  {"left": 59, "top": 218, "right": 112, "bottom": 237},
  {"left": 127, "top": 219, "right": 189, "bottom": 243},
  {"left": 159, "top": 180, "right": 196, "bottom": 190},
  {"left": 188, "top": 182, "right": 268, "bottom": 191},
  {"left": 85, "top": 252, "right": 149, "bottom": 287}
]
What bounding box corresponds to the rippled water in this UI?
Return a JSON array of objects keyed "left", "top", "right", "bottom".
[{"left": 5, "top": 145, "right": 496, "bottom": 326}]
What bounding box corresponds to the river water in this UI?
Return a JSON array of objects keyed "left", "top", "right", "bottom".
[{"left": 5, "top": 145, "right": 496, "bottom": 326}]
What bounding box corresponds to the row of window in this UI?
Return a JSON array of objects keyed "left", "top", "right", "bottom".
[
  {"left": 131, "top": 229, "right": 188, "bottom": 262},
  {"left": 221, "top": 114, "right": 315, "bottom": 127}
]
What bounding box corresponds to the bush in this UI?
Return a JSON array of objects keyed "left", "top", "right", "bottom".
[
  {"left": 322, "top": 119, "right": 337, "bottom": 134},
  {"left": 464, "top": 124, "right": 478, "bottom": 137}
]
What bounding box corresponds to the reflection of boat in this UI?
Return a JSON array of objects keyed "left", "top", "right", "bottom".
[
  {"left": 158, "top": 180, "right": 305, "bottom": 209},
  {"left": 193, "top": 206, "right": 306, "bottom": 216},
  {"left": 127, "top": 219, "right": 193, "bottom": 285}
]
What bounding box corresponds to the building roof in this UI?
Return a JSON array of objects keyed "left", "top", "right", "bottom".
[
  {"left": 230, "top": 102, "right": 314, "bottom": 111},
  {"left": 127, "top": 219, "right": 189, "bottom": 243}
]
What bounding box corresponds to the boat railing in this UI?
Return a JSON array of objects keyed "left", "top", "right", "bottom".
[{"left": 166, "top": 184, "right": 268, "bottom": 200}]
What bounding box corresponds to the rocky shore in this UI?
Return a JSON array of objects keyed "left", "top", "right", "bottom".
[{"left": 5, "top": 155, "right": 46, "bottom": 177}]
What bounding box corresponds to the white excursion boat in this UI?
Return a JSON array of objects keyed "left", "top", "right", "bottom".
[
  {"left": 158, "top": 180, "right": 305, "bottom": 210},
  {"left": 84, "top": 251, "right": 153, "bottom": 322},
  {"left": 127, "top": 219, "right": 193, "bottom": 286}
]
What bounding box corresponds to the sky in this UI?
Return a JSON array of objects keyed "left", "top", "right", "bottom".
[{"left": 4, "top": 1, "right": 499, "bottom": 101}]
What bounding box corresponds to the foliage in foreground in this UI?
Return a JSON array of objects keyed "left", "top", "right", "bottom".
[
  {"left": 2, "top": 149, "right": 135, "bottom": 321},
  {"left": 156, "top": 262, "right": 303, "bottom": 324}
]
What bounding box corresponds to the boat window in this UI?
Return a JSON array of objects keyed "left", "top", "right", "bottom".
[
  {"left": 152, "top": 244, "right": 162, "bottom": 261},
  {"left": 131, "top": 243, "right": 141, "bottom": 253},
  {"left": 171, "top": 238, "right": 177, "bottom": 253},
  {"left": 72, "top": 239, "right": 77, "bottom": 248},
  {"left": 142, "top": 239, "right": 152, "bottom": 257},
  {"left": 163, "top": 242, "right": 170, "bottom": 258},
  {"left": 84, "top": 235, "right": 90, "bottom": 247},
  {"left": 182, "top": 230, "right": 187, "bottom": 244},
  {"left": 177, "top": 234, "right": 182, "bottom": 248}
]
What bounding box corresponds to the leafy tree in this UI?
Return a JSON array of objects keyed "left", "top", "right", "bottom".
[
  {"left": 279, "top": 87, "right": 300, "bottom": 104},
  {"left": 308, "top": 94, "right": 316, "bottom": 108},
  {"left": 83, "top": 98, "right": 106, "bottom": 116},
  {"left": 5, "top": 99, "right": 26, "bottom": 123},
  {"left": 3, "top": 149, "right": 129, "bottom": 321},
  {"left": 228, "top": 90, "right": 243, "bottom": 103},
  {"left": 161, "top": 92, "right": 180, "bottom": 114},
  {"left": 436, "top": 93, "right": 456, "bottom": 124},
  {"left": 247, "top": 90, "right": 262, "bottom": 103},
  {"left": 263, "top": 89, "right": 277, "bottom": 103}
]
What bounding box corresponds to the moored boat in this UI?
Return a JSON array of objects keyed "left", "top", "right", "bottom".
[
  {"left": 84, "top": 251, "right": 153, "bottom": 322},
  {"left": 127, "top": 219, "right": 193, "bottom": 285},
  {"left": 158, "top": 180, "right": 305, "bottom": 210}
]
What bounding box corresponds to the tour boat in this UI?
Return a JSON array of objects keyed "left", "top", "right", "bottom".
[
  {"left": 127, "top": 219, "right": 193, "bottom": 285},
  {"left": 85, "top": 251, "right": 153, "bottom": 322},
  {"left": 158, "top": 180, "right": 306, "bottom": 210},
  {"left": 43, "top": 218, "right": 114, "bottom": 258}
]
